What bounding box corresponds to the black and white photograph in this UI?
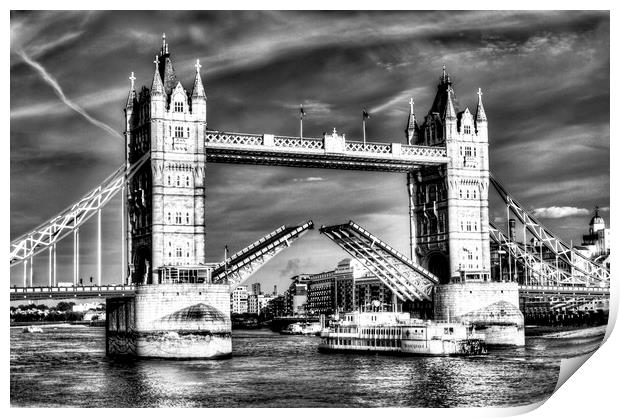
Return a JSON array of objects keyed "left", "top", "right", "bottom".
[{"left": 8, "top": 8, "right": 612, "bottom": 410}]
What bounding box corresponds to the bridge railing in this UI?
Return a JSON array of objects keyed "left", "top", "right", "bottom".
[
  {"left": 205, "top": 131, "right": 448, "bottom": 160},
  {"left": 10, "top": 284, "right": 135, "bottom": 294}
]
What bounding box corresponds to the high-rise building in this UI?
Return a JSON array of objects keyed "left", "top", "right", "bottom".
[{"left": 251, "top": 282, "right": 261, "bottom": 295}]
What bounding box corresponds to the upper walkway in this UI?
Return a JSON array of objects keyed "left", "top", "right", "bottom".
[{"left": 204, "top": 130, "right": 449, "bottom": 171}]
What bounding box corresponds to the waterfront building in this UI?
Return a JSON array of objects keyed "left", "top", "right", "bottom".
[
  {"left": 231, "top": 285, "right": 249, "bottom": 314},
  {"left": 247, "top": 292, "right": 277, "bottom": 315},
  {"left": 285, "top": 274, "right": 311, "bottom": 315},
  {"left": 304, "top": 258, "right": 395, "bottom": 315}
]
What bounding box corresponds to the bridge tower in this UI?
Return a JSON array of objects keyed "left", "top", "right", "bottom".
[
  {"left": 125, "top": 35, "right": 207, "bottom": 284},
  {"left": 412, "top": 67, "right": 490, "bottom": 284}
]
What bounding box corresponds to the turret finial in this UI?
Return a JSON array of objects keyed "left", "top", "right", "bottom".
[
  {"left": 477, "top": 87, "right": 483, "bottom": 99},
  {"left": 333, "top": 127, "right": 337, "bottom": 135},
  {"left": 129, "top": 72, "right": 136, "bottom": 90},
  {"left": 195, "top": 59, "right": 202, "bottom": 72},
  {"left": 154, "top": 54, "right": 159, "bottom": 70},
  {"left": 409, "top": 97, "right": 415, "bottom": 114}
]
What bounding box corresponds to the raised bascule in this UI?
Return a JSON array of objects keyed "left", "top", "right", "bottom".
[{"left": 10, "top": 36, "right": 610, "bottom": 358}]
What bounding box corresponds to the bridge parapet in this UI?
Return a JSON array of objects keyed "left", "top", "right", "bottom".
[{"left": 204, "top": 130, "right": 448, "bottom": 170}]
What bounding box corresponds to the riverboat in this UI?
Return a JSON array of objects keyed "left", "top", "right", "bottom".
[
  {"left": 318, "top": 311, "right": 486, "bottom": 356},
  {"left": 281, "top": 322, "right": 322, "bottom": 335},
  {"left": 22, "top": 326, "right": 44, "bottom": 334}
]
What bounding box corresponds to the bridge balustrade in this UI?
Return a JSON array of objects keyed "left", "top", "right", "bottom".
[{"left": 204, "top": 131, "right": 448, "bottom": 161}]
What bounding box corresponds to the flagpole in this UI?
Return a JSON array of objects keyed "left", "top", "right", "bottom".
[
  {"left": 363, "top": 119, "right": 366, "bottom": 146},
  {"left": 299, "top": 104, "right": 305, "bottom": 140}
]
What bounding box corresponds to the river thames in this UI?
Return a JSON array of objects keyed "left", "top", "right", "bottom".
[{"left": 10, "top": 327, "right": 603, "bottom": 407}]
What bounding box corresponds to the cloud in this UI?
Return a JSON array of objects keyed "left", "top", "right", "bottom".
[
  {"left": 10, "top": 86, "right": 127, "bottom": 120},
  {"left": 15, "top": 49, "right": 123, "bottom": 140},
  {"left": 532, "top": 206, "right": 590, "bottom": 219},
  {"left": 292, "top": 177, "right": 324, "bottom": 183}
]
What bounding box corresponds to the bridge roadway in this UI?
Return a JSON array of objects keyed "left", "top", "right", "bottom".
[
  {"left": 204, "top": 130, "right": 449, "bottom": 171},
  {"left": 10, "top": 283, "right": 609, "bottom": 301}
]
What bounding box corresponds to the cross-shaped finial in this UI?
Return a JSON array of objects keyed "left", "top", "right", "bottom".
[
  {"left": 154, "top": 54, "right": 159, "bottom": 69},
  {"left": 409, "top": 98, "right": 415, "bottom": 113},
  {"left": 195, "top": 59, "right": 202, "bottom": 72},
  {"left": 129, "top": 72, "right": 136, "bottom": 90},
  {"left": 332, "top": 127, "right": 337, "bottom": 135},
  {"left": 477, "top": 87, "right": 483, "bottom": 99}
]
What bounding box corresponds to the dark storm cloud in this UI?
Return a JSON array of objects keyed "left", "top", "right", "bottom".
[{"left": 10, "top": 11, "right": 609, "bottom": 288}]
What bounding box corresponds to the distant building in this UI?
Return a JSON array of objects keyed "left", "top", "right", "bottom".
[
  {"left": 251, "top": 283, "right": 261, "bottom": 295},
  {"left": 284, "top": 274, "right": 310, "bottom": 315},
  {"left": 247, "top": 292, "right": 276, "bottom": 315},
  {"left": 581, "top": 207, "right": 611, "bottom": 258},
  {"left": 305, "top": 258, "right": 394, "bottom": 315},
  {"left": 231, "top": 285, "right": 249, "bottom": 314},
  {"left": 72, "top": 302, "right": 102, "bottom": 313},
  {"left": 262, "top": 295, "right": 286, "bottom": 319}
]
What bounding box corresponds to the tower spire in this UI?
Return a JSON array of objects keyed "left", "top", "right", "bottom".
[
  {"left": 444, "top": 85, "right": 456, "bottom": 120},
  {"left": 475, "top": 87, "right": 487, "bottom": 122},
  {"left": 405, "top": 98, "right": 417, "bottom": 145},
  {"left": 151, "top": 54, "right": 165, "bottom": 95},
  {"left": 191, "top": 59, "right": 206, "bottom": 98},
  {"left": 126, "top": 72, "right": 136, "bottom": 108}
]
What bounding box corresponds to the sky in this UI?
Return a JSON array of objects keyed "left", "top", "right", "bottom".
[{"left": 10, "top": 11, "right": 610, "bottom": 291}]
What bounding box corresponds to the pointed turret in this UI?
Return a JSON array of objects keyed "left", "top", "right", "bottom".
[
  {"left": 151, "top": 55, "right": 165, "bottom": 96},
  {"left": 157, "top": 33, "right": 177, "bottom": 95},
  {"left": 126, "top": 71, "right": 136, "bottom": 108},
  {"left": 405, "top": 98, "right": 418, "bottom": 145},
  {"left": 191, "top": 59, "right": 206, "bottom": 98},
  {"left": 444, "top": 85, "right": 457, "bottom": 120},
  {"left": 475, "top": 87, "right": 487, "bottom": 122}
]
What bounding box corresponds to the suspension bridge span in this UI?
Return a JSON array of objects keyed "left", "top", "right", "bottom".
[{"left": 10, "top": 35, "right": 609, "bottom": 358}]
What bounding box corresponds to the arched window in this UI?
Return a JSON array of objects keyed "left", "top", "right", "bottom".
[
  {"left": 186, "top": 176, "right": 190, "bottom": 187},
  {"left": 176, "top": 247, "right": 182, "bottom": 257},
  {"left": 167, "top": 175, "right": 171, "bottom": 186},
  {"left": 174, "top": 101, "right": 184, "bottom": 112},
  {"left": 186, "top": 213, "right": 190, "bottom": 224},
  {"left": 166, "top": 212, "right": 171, "bottom": 223},
  {"left": 176, "top": 176, "right": 180, "bottom": 186}
]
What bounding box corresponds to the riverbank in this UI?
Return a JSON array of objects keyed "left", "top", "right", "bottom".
[{"left": 525, "top": 324, "right": 607, "bottom": 338}]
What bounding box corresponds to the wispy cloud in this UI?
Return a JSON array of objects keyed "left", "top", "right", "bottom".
[
  {"left": 293, "top": 177, "right": 324, "bottom": 183},
  {"left": 16, "top": 49, "right": 123, "bottom": 140},
  {"left": 532, "top": 206, "right": 590, "bottom": 219}
]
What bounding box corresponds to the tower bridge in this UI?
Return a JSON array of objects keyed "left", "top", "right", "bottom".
[{"left": 10, "top": 35, "right": 609, "bottom": 358}]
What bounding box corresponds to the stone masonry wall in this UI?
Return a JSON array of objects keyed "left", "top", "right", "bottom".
[{"left": 433, "top": 282, "right": 520, "bottom": 320}]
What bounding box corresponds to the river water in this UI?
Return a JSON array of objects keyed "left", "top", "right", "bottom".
[{"left": 10, "top": 327, "right": 603, "bottom": 407}]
